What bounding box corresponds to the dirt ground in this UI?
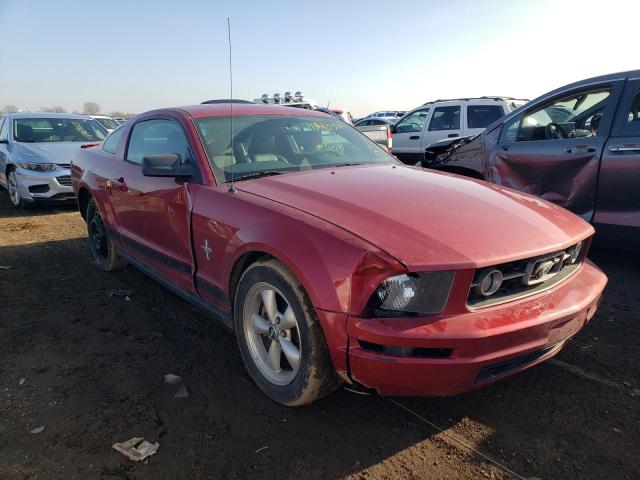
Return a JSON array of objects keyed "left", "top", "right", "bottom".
[{"left": 0, "top": 192, "right": 638, "bottom": 480}]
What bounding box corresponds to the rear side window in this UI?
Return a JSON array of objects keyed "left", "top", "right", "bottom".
[
  {"left": 623, "top": 88, "right": 640, "bottom": 136},
  {"left": 102, "top": 127, "right": 124, "bottom": 155},
  {"left": 429, "top": 106, "right": 460, "bottom": 131},
  {"left": 467, "top": 105, "right": 504, "bottom": 129},
  {"left": 126, "top": 119, "right": 191, "bottom": 165}
]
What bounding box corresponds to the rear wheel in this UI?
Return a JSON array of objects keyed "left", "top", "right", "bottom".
[
  {"left": 234, "top": 259, "right": 341, "bottom": 406},
  {"left": 86, "top": 198, "right": 127, "bottom": 271},
  {"left": 7, "top": 169, "right": 24, "bottom": 209}
]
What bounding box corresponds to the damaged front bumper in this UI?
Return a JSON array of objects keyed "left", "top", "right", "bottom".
[{"left": 343, "top": 260, "right": 606, "bottom": 396}]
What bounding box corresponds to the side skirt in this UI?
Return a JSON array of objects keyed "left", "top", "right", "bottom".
[{"left": 118, "top": 250, "right": 233, "bottom": 329}]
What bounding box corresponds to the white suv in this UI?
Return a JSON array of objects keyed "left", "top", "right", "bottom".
[{"left": 391, "top": 97, "right": 527, "bottom": 164}]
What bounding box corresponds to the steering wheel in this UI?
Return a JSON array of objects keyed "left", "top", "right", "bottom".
[
  {"left": 306, "top": 149, "right": 341, "bottom": 161},
  {"left": 545, "top": 122, "right": 568, "bottom": 140}
]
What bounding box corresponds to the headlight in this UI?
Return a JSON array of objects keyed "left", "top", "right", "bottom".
[
  {"left": 368, "top": 271, "right": 455, "bottom": 316},
  {"left": 19, "top": 163, "right": 56, "bottom": 171},
  {"left": 566, "top": 241, "right": 583, "bottom": 264}
]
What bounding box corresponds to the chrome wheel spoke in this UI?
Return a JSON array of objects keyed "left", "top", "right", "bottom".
[
  {"left": 280, "top": 338, "right": 301, "bottom": 371},
  {"left": 261, "top": 289, "right": 278, "bottom": 322},
  {"left": 251, "top": 313, "right": 270, "bottom": 335},
  {"left": 243, "top": 282, "right": 302, "bottom": 386},
  {"left": 267, "top": 340, "right": 282, "bottom": 372},
  {"left": 279, "top": 306, "right": 297, "bottom": 331}
]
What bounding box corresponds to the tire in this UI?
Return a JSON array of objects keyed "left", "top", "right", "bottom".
[
  {"left": 7, "top": 168, "right": 24, "bottom": 209},
  {"left": 234, "top": 258, "right": 341, "bottom": 406},
  {"left": 86, "top": 198, "right": 127, "bottom": 271}
]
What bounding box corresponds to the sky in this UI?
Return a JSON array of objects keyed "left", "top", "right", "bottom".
[{"left": 0, "top": 0, "right": 638, "bottom": 117}]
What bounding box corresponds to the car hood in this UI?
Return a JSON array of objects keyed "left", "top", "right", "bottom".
[
  {"left": 15, "top": 142, "right": 85, "bottom": 163},
  {"left": 237, "top": 164, "right": 594, "bottom": 270}
]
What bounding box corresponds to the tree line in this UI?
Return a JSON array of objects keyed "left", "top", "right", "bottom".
[{"left": 1, "top": 102, "right": 135, "bottom": 118}]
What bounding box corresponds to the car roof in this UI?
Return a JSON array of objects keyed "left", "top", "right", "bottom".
[
  {"left": 422, "top": 97, "right": 525, "bottom": 105},
  {"left": 8, "top": 112, "right": 91, "bottom": 119},
  {"left": 165, "top": 103, "right": 331, "bottom": 119}
]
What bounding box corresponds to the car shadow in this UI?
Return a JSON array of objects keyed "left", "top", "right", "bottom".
[
  {"left": 0, "top": 238, "right": 637, "bottom": 479},
  {"left": 0, "top": 190, "right": 78, "bottom": 219}
]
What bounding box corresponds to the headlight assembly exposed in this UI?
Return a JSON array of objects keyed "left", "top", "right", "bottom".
[
  {"left": 368, "top": 271, "right": 455, "bottom": 316},
  {"left": 19, "top": 163, "right": 56, "bottom": 171}
]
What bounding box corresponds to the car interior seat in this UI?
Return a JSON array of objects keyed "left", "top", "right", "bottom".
[{"left": 14, "top": 124, "right": 35, "bottom": 143}]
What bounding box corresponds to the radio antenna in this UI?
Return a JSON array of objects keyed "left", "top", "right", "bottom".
[{"left": 227, "top": 17, "right": 236, "bottom": 193}]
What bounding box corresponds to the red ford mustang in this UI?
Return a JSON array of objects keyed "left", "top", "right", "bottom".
[{"left": 71, "top": 103, "right": 607, "bottom": 405}]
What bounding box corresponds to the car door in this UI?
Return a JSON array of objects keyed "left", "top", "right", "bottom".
[
  {"left": 421, "top": 103, "right": 462, "bottom": 150},
  {"left": 109, "top": 116, "right": 197, "bottom": 293},
  {"left": 595, "top": 78, "right": 640, "bottom": 248},
  {"left": 488, "top": 82, "right": 624, "bottom": 221},
  {"left": 0, "top": 117, "right": 11, "bottom": 187},
  {"left": 391, "top": 107, "right": 430, "bottom": 164}
]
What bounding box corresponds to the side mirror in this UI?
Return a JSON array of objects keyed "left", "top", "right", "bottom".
[{"left": 142, "top": 154, "right": 194, "bottom": 177}]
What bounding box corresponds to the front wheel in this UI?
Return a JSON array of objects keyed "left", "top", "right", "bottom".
[
  {"left": 7, "top": 169, "right": 24, "bottom": 209},
  {"left": 86, "top": 198, "right": 127, "bottom": 271},
  {"left": 234, "top": 259, "right": 341, "bottom": 406}
]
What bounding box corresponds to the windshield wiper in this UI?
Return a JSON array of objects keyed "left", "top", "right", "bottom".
[
  {"left": 230, "top": 170, "right": 286, "bottom": 182},
  {"left": 327, "top": 162, "right": 367, "bottom": 168}
]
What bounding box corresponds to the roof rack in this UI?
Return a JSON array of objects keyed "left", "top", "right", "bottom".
[
  {"left": 422, "top": 96, "right": 529, "bottom": 105},
  {"left": 201, "top": 99, "right": 253, "bottom": 104}
]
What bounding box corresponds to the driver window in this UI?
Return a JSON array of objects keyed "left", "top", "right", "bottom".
[
  {"left": 395, "top": 109, "right": 429, "bottom": 133},
  {"left": 516, "top": 88, "right": 612, "bottom": 141},
  {"left": 126, "top": 119, "right": 191, "bottom": 165}
]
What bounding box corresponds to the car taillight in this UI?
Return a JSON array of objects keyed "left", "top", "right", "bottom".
[{"left": 387, "top": 127, "right": 392, "bottom": 152}]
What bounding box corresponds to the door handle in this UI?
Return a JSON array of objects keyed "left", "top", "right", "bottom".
[
  {"left": 448, "top": 133, "right": 459, "bottom": 138},
  {"left": 565, "top": 146, "right": 596, "bottom": 154},
  {"left": 409, "top": 135, "right": 420, "bottom": 140},
  {"left": 609, "top": 145, "right": 640, "bottom": 154}
]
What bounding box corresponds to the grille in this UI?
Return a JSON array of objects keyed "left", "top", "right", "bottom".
[
  {"left": 468, "top": 242, "right": 586, "bottom": 309},
  {"left": 476, "top": 342, "right": 563, "bottom": 382},
  {"left": 56, "top": 163, "right": 71, "bottom": 170},
  {"left": 56, "top": 175, "right": 72, "bottom": 186}
]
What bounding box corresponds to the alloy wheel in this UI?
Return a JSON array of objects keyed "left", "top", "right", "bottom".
[{"left": 242, "top": 282, "right": 302, "bottom": 386}]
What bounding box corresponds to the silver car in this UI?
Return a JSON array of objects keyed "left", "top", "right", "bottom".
[{"left": 0, "top": 112, "right": 107, "bottom": 208}]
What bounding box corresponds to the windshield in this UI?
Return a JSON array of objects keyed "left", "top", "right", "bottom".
[
  {"left": 95, "top": 117, "right": 120, "bottom": 130},
  {"left": 195, "top": 114, "right": 396, "bottom": 183},
  {"left": 13, "top": 118, "right": 107, "bottom": 143}
]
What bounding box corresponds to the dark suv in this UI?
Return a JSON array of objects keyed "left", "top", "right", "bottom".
[{"left": 422, "top": 70, "right": 640, "bottom": 250}]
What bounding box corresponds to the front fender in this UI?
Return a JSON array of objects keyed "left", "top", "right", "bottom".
[{"left": 191, "top": 186, "right": 404, "bottom": 314}]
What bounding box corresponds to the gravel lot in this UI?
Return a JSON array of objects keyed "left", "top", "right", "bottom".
[{"left": 0, "top": 193, "right": 638, "bottom": 480}]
